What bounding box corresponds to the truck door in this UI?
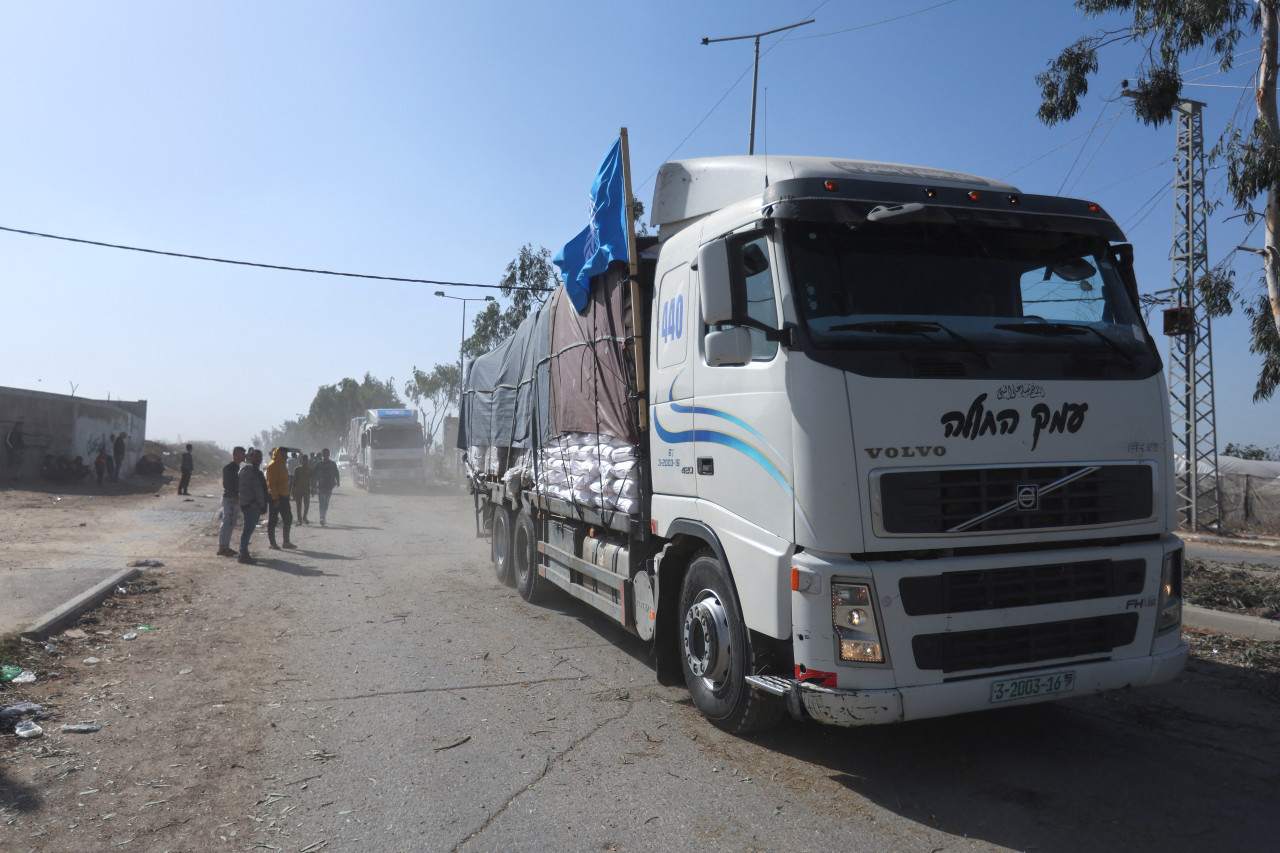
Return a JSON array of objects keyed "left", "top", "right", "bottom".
[
  {"left": 650, "top": 262, "right": 697, "bottom": 500},
  {"left": 690, "top": 232, "right": 794, "bottom": 541}
]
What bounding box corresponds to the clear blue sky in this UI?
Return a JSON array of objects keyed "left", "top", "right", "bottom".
[{"left": 3, "top": 1, "right": 1276, "bottom": 451}]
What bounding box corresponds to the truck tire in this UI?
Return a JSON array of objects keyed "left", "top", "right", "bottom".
[
  {"left": 678, "top": 551, "right": 783, "bottom": 734},
  {"left": 514, "top": 510, "right": 548, "bottom": 604},
  {"left": 492, "top": 505, "right": 515, "bottom": 586}
]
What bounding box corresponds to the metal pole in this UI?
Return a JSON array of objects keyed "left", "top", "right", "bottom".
[
  {"left": 702, "top": 19, "right": 814, "bottom": 155},
  {"left": 749, "top": 36, "right": 761, "bottom": 155},
  {"left": 459, "top": 303, "right": 467, "bottom": 398}
]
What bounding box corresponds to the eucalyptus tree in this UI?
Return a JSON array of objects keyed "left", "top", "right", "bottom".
[{"left": 1038, "top": 0, "right": 1280, "bottom": 397}]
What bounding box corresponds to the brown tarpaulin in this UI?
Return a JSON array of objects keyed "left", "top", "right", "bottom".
[{"left": 547, "top": 261, "right": 639, "bottom": 446}]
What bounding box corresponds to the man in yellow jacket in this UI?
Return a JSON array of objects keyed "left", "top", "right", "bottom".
[{"left": 265, "top": 447, "right": 297, "bottom": 550}]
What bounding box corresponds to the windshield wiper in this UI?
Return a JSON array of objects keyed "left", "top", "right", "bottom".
[
  {"left": 829, "top": 320, "right": 992, "bottom": 366},
  {"left": 994, "top": 321, "right": 1136, "bottom": 369}
]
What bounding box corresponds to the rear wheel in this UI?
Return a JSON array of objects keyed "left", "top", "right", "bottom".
[
  {"left": 678, "top": 551, "right": 783, "bottom": 733},
  {"left": 491, "top": 505, "right": 515, "bottom": 586},
  {"left": 514, "top": 511, "right": 548, "bottom": 603}
]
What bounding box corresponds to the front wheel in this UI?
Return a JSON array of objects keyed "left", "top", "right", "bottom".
[
  {"left": 678, "top": 552, "right": 783, "bottom": 734},
  {"left": 492, "top": 505, "right": 515, "bottom": 586},
  {"left": 514, "top": 510, "right": 548, "bottom": 603}
]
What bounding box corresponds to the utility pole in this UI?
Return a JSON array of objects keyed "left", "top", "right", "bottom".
[
  {"left": 1165, "top": 99, "right": 1221, "bottom": 531},
  {"left": 702, "top": 19, "right": 814, "bottom": 155}
]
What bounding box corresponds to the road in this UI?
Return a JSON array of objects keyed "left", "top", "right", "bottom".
[
  {"left": 5, "top": 483, "right": 1279, "bottom": 852},
  {"left": 1185, "top": 537, "right": 1280, "bottom": 570}
]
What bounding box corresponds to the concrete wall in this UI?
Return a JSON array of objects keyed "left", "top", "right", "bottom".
[{"left": 2, "top": 386, "right": 147, "bottom": 479}]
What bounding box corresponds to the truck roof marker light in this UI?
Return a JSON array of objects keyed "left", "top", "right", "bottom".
[
  {"left": 968, "top": 190, "right": 982, "bottom": 202},
  {"left": 823, "top": 179, "right": 838, "bottom": 191},
  {"left": 923, "top": 188, "right": 937, "bottom": 198},
  {"left": 1088, "top": 202, "right": 1101, "bottom": 213},
  {"left": 1008, "top": 194, "right": 1021, "bottom": 205}
]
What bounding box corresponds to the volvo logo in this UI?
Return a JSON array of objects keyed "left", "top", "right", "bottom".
[
  {"left": 864, "top": 445, "right": 947, "bottom": 460},
  {"left": 1016, "top": 484, "right": 1040, "bottom": 511}
]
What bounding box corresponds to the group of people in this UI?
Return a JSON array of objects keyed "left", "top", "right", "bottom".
[
  {"left": 216, "top": 445, "right": 341, "bottom": 564},
  {"left": 94, "top": 432, "right": 130, "bottom": 485},
  {"left": 5, "top": 421, "right": 131, "bottom": 487},
  {"left": 39, "top": 454, "right": 92, "bottom": 483}
]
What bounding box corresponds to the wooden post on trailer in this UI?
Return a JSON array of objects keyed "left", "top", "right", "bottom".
[{"left": 619, "top": 127, "right": 648, "bottom": 432}]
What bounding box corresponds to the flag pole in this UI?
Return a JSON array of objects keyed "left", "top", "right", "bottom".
[{"left": 619, "top": 127, "right": 648, "bottom": 432}]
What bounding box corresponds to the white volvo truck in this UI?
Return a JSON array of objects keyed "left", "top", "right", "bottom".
[
  {"left": 350, "top": 408, "right": 426, "bottom": 491},
  {"left": 465, "top": 155, "right": 1187, "bottom": 733}
]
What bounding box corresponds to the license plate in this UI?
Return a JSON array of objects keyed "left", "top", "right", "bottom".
[{"left": 989, "top": 670, "right": 1076, "bottom": 703}]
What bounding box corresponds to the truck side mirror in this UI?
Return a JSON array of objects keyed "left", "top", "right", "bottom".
[
  {"left": 698, "top": 237, "right": 740, "bottom": 325},
  {"left": 705, "top": 326, "right": 753, "bottom": 366}
]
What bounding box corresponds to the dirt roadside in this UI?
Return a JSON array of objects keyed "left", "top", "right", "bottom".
[
  {"left": 1, "top": 465, "right": 298, "bottom": 850},
  {"left": 2, "top": 463, "right": 1279, "bottom": 850}
]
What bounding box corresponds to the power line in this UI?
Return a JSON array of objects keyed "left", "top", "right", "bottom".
[
  {"left": 0, "top": 224, "right": 551, "bottom": 292},
  {"left": 792, "top": 0, "right": 960, "bottom": 40},
  {"left": 1058, "top": 84, "right": 1121, "bottom": 195},
  {"left": 1082, "top": 157, "right": 1172, "bottom": 196}
]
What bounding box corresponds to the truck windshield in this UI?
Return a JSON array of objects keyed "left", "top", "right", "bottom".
[
  {"left": 781, "top": 219, "right": 1159, "bottom": 377},
  {"left": 370, "top": 427, "right": 423, "bottom": 449}
]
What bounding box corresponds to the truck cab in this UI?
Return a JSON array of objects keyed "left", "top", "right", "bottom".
[{"left": 645, "top": 156, "right": 1185, "bottom": 727}]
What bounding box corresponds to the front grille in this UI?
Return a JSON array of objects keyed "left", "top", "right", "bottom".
[
  {"left": 878, "top": 464, "right": 1153, "bottom": 534},
  {"left": 912, "top": 613, "right": 1138, "bottom": 673},
  {"left": 376, "top": 457, "right": 424, "bottom": 470},
  {"left": 899, "top": 559, "right": 1146, "bottom": 615}
]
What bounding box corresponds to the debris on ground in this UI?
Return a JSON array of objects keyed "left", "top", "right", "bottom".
[
  {"left": 1184, "top": 558, "right": 1280, "bottom": 619},
  {"left": 14, "top": 719, "right": 43, "bottom": 738}
]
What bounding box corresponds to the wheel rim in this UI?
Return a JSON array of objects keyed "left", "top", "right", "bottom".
[
  {"left": 682, "top": 589, "right": 732, "bottom": 688},
  {"left": 515, "top": 523, "right": 531, "bottom": 585},
  {"left": 494, "top": 513, "right": 509, "bottom": 570}
]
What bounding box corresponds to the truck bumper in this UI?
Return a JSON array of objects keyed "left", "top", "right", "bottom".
[{"left": 752, "top": 641, "right": 1188, "bottom": 726}]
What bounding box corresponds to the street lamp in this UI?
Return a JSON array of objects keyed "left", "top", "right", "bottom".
[
  {"left": 702, "top": 18, "right": 814, "bottom": 155},
  {"left": 435, "top": 291, "right": 495, "bottom": 410}
]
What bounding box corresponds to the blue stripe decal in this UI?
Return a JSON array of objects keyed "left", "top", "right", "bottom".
[
  {"left": 653, "top": 412, "right": 792, "bottom": 497},
  {"left": 666, "top": 376, "right": 785, "bottom": 458}
]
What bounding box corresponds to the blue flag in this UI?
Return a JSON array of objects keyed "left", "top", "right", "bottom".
[{"left": 554, "top": 138, "right": 629, "bottom": 312}]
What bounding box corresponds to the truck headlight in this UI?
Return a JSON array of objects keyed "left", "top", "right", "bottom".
[
  {"left": 832, "top": 582, "right": 884, "bottom": 663},
  {"left": 1156, "top": 548, "right": 1183, "bottom": 635}
]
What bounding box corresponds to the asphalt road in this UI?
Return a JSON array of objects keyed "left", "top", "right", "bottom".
[
  {"left": 1185, "top": 537, "right": 1280, "bottom": 570},
  {"left": 232, "top": 486, "right": 1280, "bottom": 853}
]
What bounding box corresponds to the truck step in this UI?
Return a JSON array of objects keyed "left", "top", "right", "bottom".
[{"left": 745, "top": 675, "right": 794, "bottom": 697}]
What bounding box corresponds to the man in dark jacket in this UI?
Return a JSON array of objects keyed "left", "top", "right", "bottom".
[
  {"left": 237, "top": 448, "right": 268, "bottom": 564},
  {"left": 178, "top": 444, "right": 194, "bottom": 495},
  {"left": 292, "top": 454, "right": 313, "bottom": 525},
  {"left": 313, "top": 448, "right": 340, "bottom": 526},
  {"left": 217, "top": 446, "right": 245, "bottom": 556},
  {"left": 113, "top": 432, "right": 127, "bottom": 482}
]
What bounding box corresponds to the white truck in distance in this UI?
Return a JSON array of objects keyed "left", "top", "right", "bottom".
[
  {"left": 464, "top": 154, "right": 1188, "bottom": 733},
  {"left": 349, "top": 408, "right": 426, "bottom": 491}
]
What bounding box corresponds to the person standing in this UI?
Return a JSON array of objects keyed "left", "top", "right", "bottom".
[
  {"left": 178, "top": 443, "right": 194, "bottom": 495},
  {"left": 113, "top": 432, "right": 127, "bottom": 481},
  {"left": 265, "top": 447, "right": 296, "bottom": 549},
  {"left": 217, "top": 446, "right": 246, "bottom": 557},
  {"left": 94, "top": 447, "right": 109, "bottom": 487},
  {"left": 313, "top": 447, "right": 340, "bottom": 526},
  {"left": 237, "top": 448, "right": 268, "bottom": 564},
  {"left": 292, "top": 453, "right": 313, "bottom": 525},
  {"left": 5, "top": 421, "right": 25, "bottom": 477},
  {"left": 104, "top": 435, "right": 116, "bottom": 482}
]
